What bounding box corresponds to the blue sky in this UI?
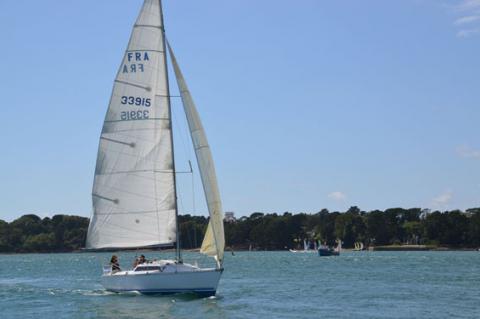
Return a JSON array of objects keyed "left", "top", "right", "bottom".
[{"left": 0, "top": 0, "right": 479, "bottom": 221}]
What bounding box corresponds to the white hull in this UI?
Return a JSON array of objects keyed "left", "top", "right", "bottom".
[
  {"left": 102, "top": 261, "right": 222, "bottom": 297},
  {"left": 289, "top": 249, "right": 317, "bottom": 253}
]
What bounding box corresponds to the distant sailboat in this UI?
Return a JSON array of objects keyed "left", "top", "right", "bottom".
[
  {"left": 86, "top": 0, "right": 224, "bottom": 297},
  {"left": 353, "top": 242, "right": 364, "bottom": 251}
]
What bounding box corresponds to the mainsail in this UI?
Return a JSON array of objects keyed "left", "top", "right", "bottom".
[
  {"left": 168, "top": 44, "right": 225, "bottom": 265},
  {"left": 86, "top": 0, "right": 176, "bottom": 249}
]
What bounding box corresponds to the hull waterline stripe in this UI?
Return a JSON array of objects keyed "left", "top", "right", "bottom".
[{"left": 107, "top": 288, "right": 215, "bottom": 293}]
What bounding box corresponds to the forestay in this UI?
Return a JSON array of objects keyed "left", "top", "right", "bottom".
[
  {"left": 86, "top": 0, "right": 176, "bottom": 249},
  {"left": 168, "top": 44, "right": 225, "bottom": 265}
]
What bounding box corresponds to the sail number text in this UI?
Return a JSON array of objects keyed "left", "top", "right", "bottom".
[
  {"left": 122, "top": 51, "right": 150, "bottom": 74},
  {"left": 120, "top": 96, "right": 151, "bottom": 120},
  {"left": 120, "top": 96, "right": 151, "bottom": 107},
  {"left": 121, "top": 110, "right": 149, "bottom": 121}
]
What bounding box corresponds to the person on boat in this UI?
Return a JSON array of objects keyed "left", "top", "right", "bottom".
[
  {"left": 110, "top": 255, "right": 121, "bottom": 273},
  {"left": 132, "top": 257, "right": 139, "bottom": 268},
  {"left": 133, "top": 254, "right": 147, "bottom": 268}
]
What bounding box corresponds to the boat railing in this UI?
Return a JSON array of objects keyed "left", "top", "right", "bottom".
[{"left": 102, "top": 265, "right": 112, "bottom": 275}]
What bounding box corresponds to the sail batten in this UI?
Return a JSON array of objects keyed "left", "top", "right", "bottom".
[
  {"left": 86, "top": 0, "right": 176, "bottom": 250},
  {"left": 167, "top": 43, "right": 225, "bottom": 265}
]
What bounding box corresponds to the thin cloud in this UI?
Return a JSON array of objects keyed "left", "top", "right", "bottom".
[
  {"left": 452, "top": 0, "right": 480, "bottom": 38},
  {"left": 455, "top": 0, "right": 480, "bottom": 11},
  {"left": 457, "top": 27, "right": 480, "bottom": 37},
  {"left": 454, "top": 15, "right": 480, "bottom": 25},
  {"left": 328, "top": 191, "right": 346, "bottom": 201},
  {"left": 432, "top": 191, "right": 453, "bottom": 208},
  {"left": 456, "top": 144, "right": 480, "bottom": 158}
]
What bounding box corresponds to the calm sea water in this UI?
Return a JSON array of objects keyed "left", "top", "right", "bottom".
[{"left": 0, "top": 251, "right": 479, "bottom": 318}]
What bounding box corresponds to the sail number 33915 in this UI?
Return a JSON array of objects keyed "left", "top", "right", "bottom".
[
  {"left": 121, "top": 96, "right": 151, "bottom": 107},
  {"left": 121, "top": 110, "right": 149, "bottom": 120}
]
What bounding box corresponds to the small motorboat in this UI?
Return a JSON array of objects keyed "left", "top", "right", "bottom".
[{"left": 318, "top": 240, "right": 341, "bottom": 257}]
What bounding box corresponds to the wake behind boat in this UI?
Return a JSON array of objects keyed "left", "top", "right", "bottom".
[{"left": 86, "top": 0, "right": 225, "bottom": 297}]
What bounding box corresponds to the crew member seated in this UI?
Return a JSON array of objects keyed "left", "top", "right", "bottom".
[
  {"left": 133, "top": 254, "right": 147, "bottom": 268},
  {"left": 110, "top": 255, "right": 121, "bottom": 273}
]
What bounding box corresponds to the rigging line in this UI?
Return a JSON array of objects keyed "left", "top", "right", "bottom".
[
  {"left": 114, "top": 79, "right": 151, "bottom": 91},
  {"left": 172, "top": 90, "right": 194, "bottom": 162},
  {"left": 177, "top": 191, "right": 185, "bottom": 216},
  {"left": 191, "top": 160, "right": 196, "bottom": 217},
  {"left": 160, "top": 4, "right": 181, "bottom": 263},
  {"left": 156, "top": 94, "right": 182, "bottom": 98},
  {"left": 171, "top": 98, "right": 197, "bottom": 223},
  {"left": 171, "top": 101, "right": 193, "bottom": 173}
]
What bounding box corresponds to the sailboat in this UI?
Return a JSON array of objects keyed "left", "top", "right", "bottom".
[
  {"left": 353, "top": 242, "right": 364, "bottom": 251},
  {"left": 85, "top": 0, "right": 225, "bottom": 297}
]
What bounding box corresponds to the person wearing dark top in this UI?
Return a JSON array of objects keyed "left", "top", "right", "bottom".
[
  {"left": 132, "top": 254, "right": 147, "bottom": 269},
  {"left": 110, "top": 255, "right": 121, "bottom": 273}
]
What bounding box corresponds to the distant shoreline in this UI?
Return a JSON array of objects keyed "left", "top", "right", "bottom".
[
  {"left": 2, "top": 209, "right": 480, "bottom": 254},
  {"left": 1, "top": 246, "right": 479, "bottom": 255}
]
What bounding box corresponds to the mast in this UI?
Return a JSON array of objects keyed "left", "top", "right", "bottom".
[{"left": 159, "top": 0, "right": 182, "bottom": 262}]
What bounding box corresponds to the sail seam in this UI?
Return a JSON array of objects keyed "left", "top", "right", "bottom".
[
  {"left": 100, "top": 136, "right": 135, "bottom": 147},
  {"left": 126, "top": 49, "right": 164, "bottom": 53},
  {"left": 134, "top": 24, "right": 162, "bottom": 29},
  {"left": 114, "top": 80, "right": 151, "bottom": 91},
  {"left": 97, "top": 222, "right": 159, "bottom": 237},
  {"left": 104, "top": 117, "right": 168, "bottom": 123},
  {"left": 93, "top": 210, "right": 171, "bottom": 216}
]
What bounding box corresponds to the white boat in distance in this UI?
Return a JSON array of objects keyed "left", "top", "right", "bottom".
[
  {"left": 353, "top": 242, "right": 365, "bottom": 251},
  {"left": 86, "top": 0, "right": 225, "bottom": 297},
  {"left": 289, "top": 239, "right": 319, "bottom": 253}
]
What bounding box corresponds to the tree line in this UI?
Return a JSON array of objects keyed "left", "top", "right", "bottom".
[{"left": 1, "top": 207, "right": 480, "bottom": 253}]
